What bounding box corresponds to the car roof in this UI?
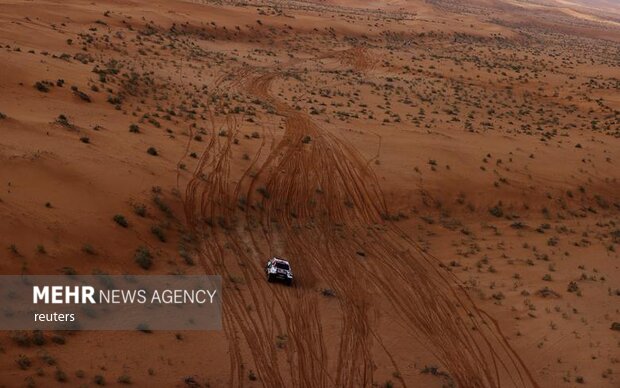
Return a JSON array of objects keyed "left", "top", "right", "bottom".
[{"left": 271, "top": 256, "right": 289, "bottom": 264}]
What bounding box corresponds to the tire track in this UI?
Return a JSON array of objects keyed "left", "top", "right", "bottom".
[{"left": 182, "top": 48, "right": 538, "bottom": 388}]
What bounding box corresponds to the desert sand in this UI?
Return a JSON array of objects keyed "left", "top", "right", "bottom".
[{"left": 0, "top": 0, "right": 618, "bottom": 387}]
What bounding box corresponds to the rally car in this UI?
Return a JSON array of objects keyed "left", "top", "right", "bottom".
[{"left": 265, "top": 257, "right": 293, "bottom": 286}]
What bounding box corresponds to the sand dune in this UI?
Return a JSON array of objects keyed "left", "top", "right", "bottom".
[{"left": 0, "top": 0, "right": 618, "bottom": 387}]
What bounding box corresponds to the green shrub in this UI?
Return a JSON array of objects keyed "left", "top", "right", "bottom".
[
  {"left": 82, "top": 244, "right": 96, "bottom": 255},
  {"left": 10, "top": 331, "right": 30, "bottom": 346},
  {"left": 32, "top": 330, "right": 45, "bottom": 345},
  {"left": 16, "top": 355, "right": 31, "bottom": 370},
  {"left": 94, "top": 374, "right": 105, "bottom": 385},
  {"left": 113, "top": 214, "right": 128, "bottom": 227},
  {"left": 107, "top": 95, "right": 122, "bottom": 105},
  {"left": 55, "top": 369, "right": 68, "bottom": 382},
  {"left": 34, "top": 81, "right": 50, "bottom": 92},
  {"left": 132, "top": 203, "right": 147, "bottom": 217},
  {"left": 257, "top": 187, "right": 270, "bottom": 199},
  {"left": 153, "top": 196, "right": 172, "bottom": 217},
  {"left": 489, "top": 205, "right": 503, "bottom": 218},
  {"left": 134, "top": 246, "right": 153, "bottom": 270},
  {"left": 117, "top": 375, "right": 132, "bottom": 384},
  {"left": 151, "top": 226, "right": 166, "bottom": 242}
]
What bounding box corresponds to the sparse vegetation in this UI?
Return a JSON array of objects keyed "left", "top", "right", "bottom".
[
  {"left": 2, "top": 3, "right": 619, "bottom": 387},
  {"left": 34, "top": 81, "right": 51, "bottom": 92},
  {"left": 113, "top": 214, "right": 129, "bottom": 227},
  {"left": 16, "top": 355, "right": 31, "bottom": 370},
  {"left": 134, "top": 246, "right": 153, "bottom": 270}
]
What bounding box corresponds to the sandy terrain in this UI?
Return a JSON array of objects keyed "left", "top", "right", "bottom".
[{"left": 0, "top": 0, "right": 618, "bottom": 387}]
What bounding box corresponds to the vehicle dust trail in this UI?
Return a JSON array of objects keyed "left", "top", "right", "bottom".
[{"left": 182, "top": 48, "right": 538, "bottom": 387}]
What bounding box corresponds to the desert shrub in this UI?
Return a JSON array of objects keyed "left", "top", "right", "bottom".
[
  {"left": 257, "top": 187, "right": 270, "bottom": 199},
  {"left": 153, "top": 196, "right": 172, "bottom": 217},
  {"left": 41, "top": 352, "right": 56, "bottom": 365},
  {"left": 421, "top": 365, "right": 445, "bottom": 376},
  {"left": 55, "top": 369, "right": 68, "bottom": 382},
  {"left": 107, "top": 95, "right": 122, "bottom": 105},
  {"left": 82, "top": 244, "right": 96, "bottom": 255},
  {"left": 8, "top": 244, "right": 20, "bottom": 256},
  {"left": 275, "top": 334, "right": 287, "bottom": 348},
  {"left": 94, "top": 374, "right": 106, "bottom": 385},
  {"left": 72, "top": 87, "right": 91, "bottom": 102},
  {"left": 56, "top": 114, "right": 71, "bottom": 127},
  {"left": 51, "top": 334, "right": 65, "bottom": 344},
  {"left": 132, "top": 203, "right": 147, "bottom": 217},
  {"left": 10, "top": 331, "right": 30, "bottom": 346},
  {"left": 61, "top": 267, "right": 76, "bottom": 275},
  {"left": 134, "top": 246, "right": 153, "bottom": 270},
  {"left": 179, "top": 249, "right": 194, "bottom": 266},
  {"left": 34, "top": 81, "right": 51, "bottom": 92},
  {"left": 32, "top": 330, "right": 45, "bottom": 345},
  {"left": 117, "top": 375, "right": 132, "bottom": 384},
  {"left": 321, "top": 288, "right": 336, "bottom": 297},
  {"left": 567, "top": 281, "right": 579, "bottom": 293},
  {"left": 129, "top": 124, "right": 140, "bottom": 133},
  {"left": 16, "top": 355, "right": 31, "bottom": 370},
  {"left": 489, "top": 205, "right": 503, "bottom": 218},
  {"left": 151, "top": 225, "right": 166, "bottom": 242},
  {"left": 113, "top": 214, "right": 128, "bottom": 227},
  {"left": 302, "top": 135, "right": 312, "bottom": 144},
  {"left": 147, "top": 147, "right": 158, "bottom": 156},
  {"left": 536, "top": 287, "right": 560, "bottom": 298}
]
